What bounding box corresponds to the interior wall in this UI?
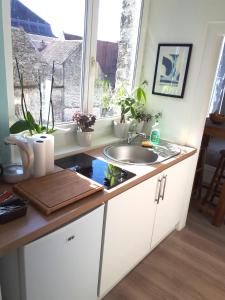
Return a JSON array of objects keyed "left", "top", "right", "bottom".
[
  {"left": 142, "top": 0, "right": 225, "bottom": 149},
  {"left": 0, "top": 0, "right": 10, "bottom": 164}
]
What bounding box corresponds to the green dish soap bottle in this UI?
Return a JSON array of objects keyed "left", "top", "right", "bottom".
[{"left": 150, "top": 120, "right": 160, "bottom": 144}]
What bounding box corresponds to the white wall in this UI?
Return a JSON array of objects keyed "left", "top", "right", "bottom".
[{"left": 142, "top": 0, "right": 225, "bottom": 149}]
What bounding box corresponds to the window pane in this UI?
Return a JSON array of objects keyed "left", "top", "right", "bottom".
[
  {"left": 93, "top": 0, "right": 143, "bottom": 118},
  {"left": 209, "top": 38, "right": 225, "bottom": 114},
  {"left": 10, "top": 0, "right": 85, "bottom": 124}
]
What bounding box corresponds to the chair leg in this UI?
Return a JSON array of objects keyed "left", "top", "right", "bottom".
[{"left": 201, "top": 154, "right": 225, "bottom": 206}]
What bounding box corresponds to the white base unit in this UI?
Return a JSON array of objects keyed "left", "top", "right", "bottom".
[
  {"left": 99, "top": 154, "right": 197, "bottom": 297},
  {"left": 99, "top": 177, "right": 158, "bottom": 298},
  {"left": 0, "top": 205, "right": 104, "bottom": 300}
]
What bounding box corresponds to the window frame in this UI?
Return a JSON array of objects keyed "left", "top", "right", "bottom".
[{"left": 2, "top": 0, "right": 149, "bottom": 127}]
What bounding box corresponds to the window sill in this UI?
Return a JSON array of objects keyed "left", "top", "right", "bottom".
[
  {"left": 54, "top": 117, "right": 121, "bottom": 159},
  {"left": 55, "top": 134, "right": 121, "bottom": 159}
]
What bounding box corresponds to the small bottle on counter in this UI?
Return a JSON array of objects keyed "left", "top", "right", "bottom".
[{"left": 150, "top": 120, "right": 160, "bottom": 144}]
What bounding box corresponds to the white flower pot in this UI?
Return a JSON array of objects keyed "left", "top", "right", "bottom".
[
  {"left": 76, "top": 131, "right": 92, "bottom": 147},
  {"left": 136, "top": 121, "right": 144, "bottom": 133},
  {"left": 113, "top": 120, "right": 130, "bottom": 138},
  {"left": 144, "top": 120, "right": 153, "bottom": 136}
]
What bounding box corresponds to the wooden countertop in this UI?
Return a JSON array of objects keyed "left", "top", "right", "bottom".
[{"left": 0, "top": 143, "right": 196, "bottom": 257}]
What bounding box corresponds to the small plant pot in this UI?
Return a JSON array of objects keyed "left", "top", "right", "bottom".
[
  {"left": 136, "top": 121, "right": 144, "bottom": 133},
  {"left": 76, "top": 131, "right": 92, "bottom": 147},
  {"left": 113, "top": 120, "right": 130, "bottom": 138},
  {"left": 144, "top": 120, "right": 153, "bottom": 136}
]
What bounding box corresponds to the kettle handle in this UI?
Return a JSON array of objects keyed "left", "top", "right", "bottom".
[{"left": 5, "top": 136, "right": 34, "bottom": 170}]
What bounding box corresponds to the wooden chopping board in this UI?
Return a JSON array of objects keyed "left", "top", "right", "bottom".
[{"left": 13, "top": 170, "right": 104, "bottom": 215}]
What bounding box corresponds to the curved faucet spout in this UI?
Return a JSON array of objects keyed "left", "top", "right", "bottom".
[{"left": 127, "top": 132, "right": 147, "bottom": 144}]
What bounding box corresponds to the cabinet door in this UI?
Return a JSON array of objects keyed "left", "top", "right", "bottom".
[
  {"left": 151, "top": 158, "right": 190, "bottom": 249},
  {"left": 20, "top": 205, "right": 104, "bottom": 300},
  {"left": 99, "top": 177, "right": 158, "bottom": 297}
]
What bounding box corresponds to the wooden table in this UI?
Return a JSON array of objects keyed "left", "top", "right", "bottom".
[{"left": 204, "top": 118, "right": 225, "bottom": 226}]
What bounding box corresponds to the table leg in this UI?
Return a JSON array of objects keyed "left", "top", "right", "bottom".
[{"left": 212, "top": 181, "right": 225, "bottom": 226}]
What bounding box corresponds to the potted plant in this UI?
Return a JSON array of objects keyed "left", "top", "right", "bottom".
[
  {"left": 133, "top": 112, "right": 146, "bottom": 133},
  {"left": 10, "top": 58, "right": 55, "bottom": 136},
  {"left": 144, "top": 112, "right": 162, "bottom": 135},
  {"left": 72, "top": 112, "right": 96, "bottom": 147},
  {"left": 113, "top": 81, "right": 148, "bottom": 138}
]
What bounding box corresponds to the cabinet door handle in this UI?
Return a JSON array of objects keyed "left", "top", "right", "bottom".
[
  {"left": 67, "top": 235, "right": 75, "bottom": 242},
  {"left": 161, "top": 175, "right": 167, "bottom": 200},
  {"left": 155, "top": 178, "right": 161, "bottom": 204}
]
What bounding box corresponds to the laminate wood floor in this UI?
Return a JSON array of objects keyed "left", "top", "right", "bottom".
[{"left": 103, "top": 207, "right": 225, "bottom": 300}]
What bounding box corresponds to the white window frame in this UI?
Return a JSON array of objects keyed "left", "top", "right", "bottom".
[
  {"left": 2, "top": 0, "right": 150, "bottom": 141},
  {"left": 82, "top": 0, "right": 99, "bottom": 114}
]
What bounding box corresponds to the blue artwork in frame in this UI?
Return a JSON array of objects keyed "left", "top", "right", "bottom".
[{"left": 152, "top": 44, "right": 192, "bottom": 98}]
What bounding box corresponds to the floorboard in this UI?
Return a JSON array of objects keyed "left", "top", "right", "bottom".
[{"left": 103, "top": 207, "right": 225, "bottom": 300}]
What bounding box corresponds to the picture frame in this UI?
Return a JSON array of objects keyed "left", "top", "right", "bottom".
[{"left": 152, "top": 43, "right": 192, "bottom": 98}]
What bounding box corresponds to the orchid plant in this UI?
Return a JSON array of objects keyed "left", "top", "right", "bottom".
[{"left": 10, "top": 58, "right": 55, "bottom": 135}]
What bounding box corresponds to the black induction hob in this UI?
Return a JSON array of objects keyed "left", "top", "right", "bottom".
[{"left": 55, "top": 153, "right": 136, "bottom": 190}]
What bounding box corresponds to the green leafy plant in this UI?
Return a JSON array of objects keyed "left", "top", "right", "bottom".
[
  {"left": 10, "top": 59, "right": 55, "bottom": 135},
  {"left": 133, "top": 112, "right": 146, "bottom": 122},
  {"left": 145, "top": 113, "right": 153, "bottom": 122},
  {"left": 95, "top": 79, "right": 114, "bottom": 117},
  {"left": 104, "top": 164, "right": 122, "bottom": 187},
  {"left": 143, "top": 112, "right": 162, "bottom": 123},
  {"left": 154, "top": 112, "right": 162, "bottom": 122},
  {"left": 95, "top": 79, "right": 112, "bottom": 113},
  {"left": 114, "top": 81, "right": 148, "bottom": 123},
  {"left": 132, "top": 80, "right": 148, "bottom": 116}
]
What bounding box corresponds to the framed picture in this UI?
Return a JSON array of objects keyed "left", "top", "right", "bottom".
[{"left": 152, "top": 43, "right": 192, "bottom": 98}]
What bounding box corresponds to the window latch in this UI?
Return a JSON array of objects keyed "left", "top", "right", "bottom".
[{"left": 90, "top": 56, "right": 96, "bottom": 67}]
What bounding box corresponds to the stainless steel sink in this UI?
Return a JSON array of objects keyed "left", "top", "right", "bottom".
[{"left": 103, "top": 142, "right": 181, "bottom": 165}]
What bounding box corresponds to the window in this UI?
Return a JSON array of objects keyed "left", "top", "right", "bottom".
[
  {"left": 10, "top": 0, "right": 143, "bottom": 124},
  {"left": 209, "top": 37, "right": 225, "bottom": 114}
]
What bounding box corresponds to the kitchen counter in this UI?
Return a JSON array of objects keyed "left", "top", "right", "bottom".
[{"left": 0, "top": 143, "right": 196, "bottom": 257}]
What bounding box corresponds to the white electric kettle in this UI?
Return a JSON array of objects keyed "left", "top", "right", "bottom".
[{"left": 0, "top": 136, "right": 34, "bottom": 183}]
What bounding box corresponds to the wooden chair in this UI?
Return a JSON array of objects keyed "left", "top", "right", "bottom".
[
  {"left": 201, "top": 149, "right": 225, "bottom": 207},
  {"left": 192, "top": 135, "right": 209, "bottom": 201}
]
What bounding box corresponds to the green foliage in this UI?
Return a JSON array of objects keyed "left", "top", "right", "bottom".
[
  {"left": 114, "top": 81, "right": 148, "bottom": 123},
  {"left": 96, "top": 79, "right": 112, "bottom": 110},
  {"left": 145, "top": 113, "right": 153, "bottom": 122},
  {"left": 10, "top": 59, "right": 55, "bottom": 135},
  {"left": 105, "top": 164, "right": 122, "bottom": 187},
  {"left": 135, "top": 112, "right": 147, "bottom": 122},
  {"left": 10, "top": 120, "right": 30, "bottom": 134},
  {"left": 10, "top": 111, "right": 47, "bottom": 135},
  {"left": 154, "top": 112, "right": 162, "bottom": 122}
]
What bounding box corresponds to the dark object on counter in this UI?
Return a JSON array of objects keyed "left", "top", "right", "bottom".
[
  {"left": 209, "top": 113, "right": 225, "bottom": 124},
  {"left": 0, "top": 198, "right": 27, "bottom": 224},
  {"left": 55, "top": 153, "right": 136, "bottom": 190}
]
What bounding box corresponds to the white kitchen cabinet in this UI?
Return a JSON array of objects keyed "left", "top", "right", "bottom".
[
  {"left": 151, "top": 157, "right": 192, "bottom": 249},
  {"left": 99, "top": 155, "right": 195, "bottom": 298},
  {"left": 99, "top": 177, "right": 158, "bottom": 298},
  {"left": 21, "top": 205, "right": 104, "bottom": 300},
  {"left": 0, "top": 205, "right": 104, "bottom": 300}
]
